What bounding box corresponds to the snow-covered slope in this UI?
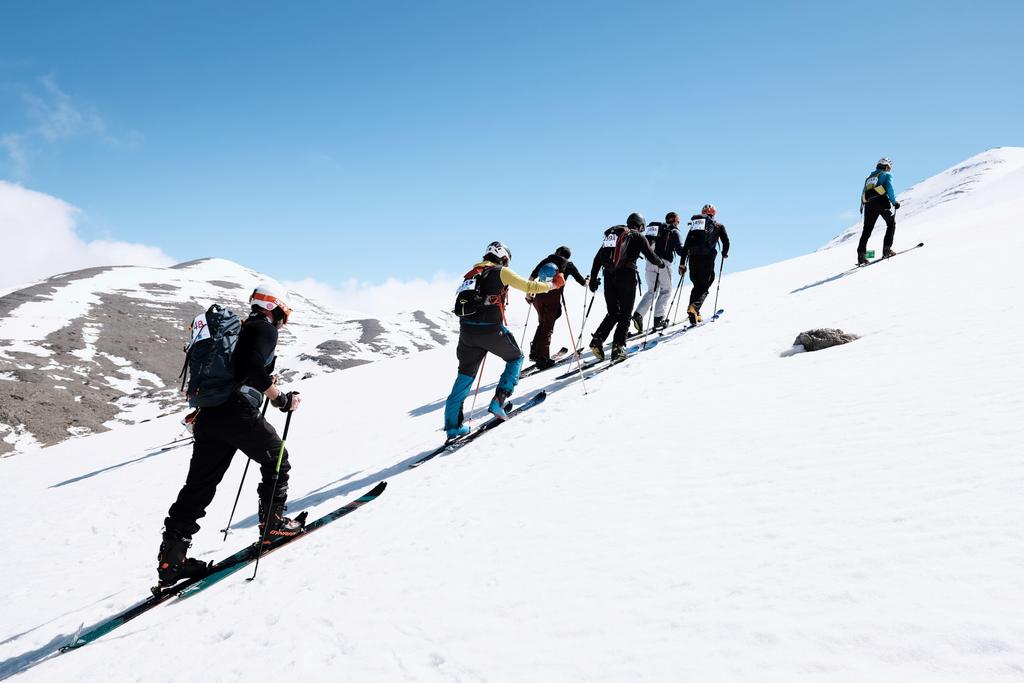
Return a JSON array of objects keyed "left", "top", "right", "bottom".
[
  {"left": 2, "top": 150, "right": 1023, "bottom": 681},
  {"left": 0, "top": 258, "right": 454, "bottom": 456},
  {"left": 823, "top": 146, "right": 1024, "bottom": 249}
]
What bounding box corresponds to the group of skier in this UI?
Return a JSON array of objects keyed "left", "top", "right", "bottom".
[
  {"left": 442, "top": 205, "right": 730, "bottom": 440},
  {"left": 155, "top": 156, "right": 900, "bottom": 589}
]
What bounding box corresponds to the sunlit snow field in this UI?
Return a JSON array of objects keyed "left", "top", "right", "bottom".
[{"left": 2, "top": 149, "right": 1023, "bottom": 681}]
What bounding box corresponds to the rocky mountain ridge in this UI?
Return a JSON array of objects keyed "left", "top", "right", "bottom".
[{"left": 0, "top": 258, "right": 455, "bottom": 456}]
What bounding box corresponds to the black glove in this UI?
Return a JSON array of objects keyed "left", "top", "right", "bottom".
[
  {"left": 589, "top": 277, "right": 600, "bottom": 292},
  {"left": 722, "top": 253, "right": 729, "bottom": 259},
  {"left": 893, "top": 201, "right": 901, "bottom": 210},
  {"left": 271, "top": 390, "right": 298, "bottom": 412}
]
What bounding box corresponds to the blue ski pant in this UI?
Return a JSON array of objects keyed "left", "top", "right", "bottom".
[{"left": 444, "top": 323, "right": 524, "bottom": 428}]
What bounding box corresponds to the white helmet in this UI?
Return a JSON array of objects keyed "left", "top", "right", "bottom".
[
  {"left": 249, "top": 283, "right": 293, "bottom": 326},
  {"left": 877, "top": 157, "right": 893, "bottom": 169},
  {"left": 484, "top": 241, "right": 512, "bottom": 265}
]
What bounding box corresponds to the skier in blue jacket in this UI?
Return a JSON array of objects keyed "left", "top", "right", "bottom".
[{"left": 857, "top": 157, "right": 901, "bottom": 265}]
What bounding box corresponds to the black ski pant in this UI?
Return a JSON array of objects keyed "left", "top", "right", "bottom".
[
  {"left": 858, "top": 199, "right": 896, "bottom": 258},
  {"left": 687, "top": 255, "right": 717, "bottom": 312},
  {"left": 593, "top": 269, "right": 639, "bottom": 347},
  {"left": 164, "top": 394, "right": 290, "bottom": 538},
  {"left": 530, "top": 291, "right": 563, "bottom": 361}
]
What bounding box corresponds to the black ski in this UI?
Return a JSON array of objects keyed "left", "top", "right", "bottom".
[
  {"left": 554, "top": 339, "right": 655, "bottom": 379},
  {"left": 858, "top": 242, "right": 924, "bottom": 267},
  {"left": 520, "top": 347, "right": 570, "bottom": 378},
  {"left": 409, "top": 391, "right": 547, "bottom": 468},
  {"left": 60, "top": 481, "right": 388, "bottom": 653},
  {"left": 554, "top": 309, "right": 725, "bottom": 381}
]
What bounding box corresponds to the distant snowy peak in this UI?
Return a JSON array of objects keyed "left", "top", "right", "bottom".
[
  {"left": 0, "top": 258, "right": 455, "bottom": 456},
  {"left": 823, "top": 147, "right": 1024, "bottom": 249}
]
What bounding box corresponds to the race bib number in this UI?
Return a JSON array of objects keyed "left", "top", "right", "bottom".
[
  {"left": 456, "top": 277, "right": 478, "bottom": 294},
  {"left": 644, "top": 224, "right": 659, "bottom": 237},
  {"left": 688, "top": 218, "right": 706, "bottom": 233},
  {"left": 188, "top": 313, "right": 210, "bottom": 347},
  {"left": 602, "top": 234, "right": 617, "bottom": 248}
]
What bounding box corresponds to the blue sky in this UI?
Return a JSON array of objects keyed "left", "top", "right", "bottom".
[{"left": 2, "top": 1, "right": 1022, "bottom": 291}]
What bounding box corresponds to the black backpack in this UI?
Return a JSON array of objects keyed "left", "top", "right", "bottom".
[
  {"left": 179, "top": 304, "right": 242, "bottom": 408},
  {"left": 453, "top": 265, "right": 501, "bottom": 318},
  {"left": 612, "top": 229, "right": 636, "bottom": 270},
  {"left": 599, "top": 226, "right": 630, "bottom": 270}
]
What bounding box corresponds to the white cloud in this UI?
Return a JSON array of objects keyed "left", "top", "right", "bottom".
[
  {"left": 285, "top": 273, "right": 458, "bottom": 318},
  {"left": 0, "top": 134, "right": 29, "bottom": 179},
  {"left": 0, "top": 181, "right": 174, "bottom": 291},
  {"left": 1, "top": 74, "right": 140, "bottom": 179}
]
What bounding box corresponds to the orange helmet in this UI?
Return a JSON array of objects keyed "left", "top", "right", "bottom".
[{"left": 701, "top": 204, "right": 716, "bottom": 217}]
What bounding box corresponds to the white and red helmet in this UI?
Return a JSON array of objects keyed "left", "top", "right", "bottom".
[
  {"left": 249, "top": 284, "right": 293, "bottom": 326},
  {"left": 701, "top": 203, "right": 717, "bottom": 217}
]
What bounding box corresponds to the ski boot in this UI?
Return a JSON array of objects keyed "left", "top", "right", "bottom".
[
  {"left": 882, "top": 248, "right": 896, "bottom": 259},
  {"left": 611, "top": 343, "right": 628, "bottom": 362},
  {"left": 631, "top": 312, "right": 643, "bottom": 335},
  {"left": 534, "top": 357, "right": 555, "bottom": 371},
  {"left": 653, "top": 316, "right": 667, "bottom": 330},
  {"left": 687, "top": 305, "right": 701, "bottom": 326},
  {"left": 446, "top": 423, "right": 471, "bottom": 440},
  {"left": 857, "top": 255, "right": 870, "bottom": 266},
  {"left": 156, "top": 529, "right": 211, "bottom": 589},
  {"left": 488, "top": 389, "right": 511, "bottom": 421},
  {"left": 258, "top": 500, "right": 306, "bottom": 544},
  {"left": 589, "top": 337, "right": 606, "bottom": 362}
]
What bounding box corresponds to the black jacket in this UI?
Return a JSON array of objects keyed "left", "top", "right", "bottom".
[
  {"left": 681, "top": 214, "right": 730, "bottom": 262},
  {"left": 590, "top": 226, "right": 665, "bottom": 281},
  {"left": 644, "top": 222, "right": 686, "bottom": 263},
  {"left": 530, "top": 254, "right": 587, "bottom": 286},
  {"left": 233, "top": 311, "right": 278, "bottom": 392}
]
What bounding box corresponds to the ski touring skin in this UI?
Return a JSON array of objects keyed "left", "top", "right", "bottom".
[
  {"left": 60, "top": 481, "right": 388, "bottom": 653},
  {"left": 857, "top": 241, "right": 924, "bottom": 267},
  {"left": 409, "top": 391, "right": 548, "bottom": 468}
]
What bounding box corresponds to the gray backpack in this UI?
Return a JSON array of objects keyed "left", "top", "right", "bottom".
[{"left": 179, "top": 304, "right": 242, "bottom": 408}]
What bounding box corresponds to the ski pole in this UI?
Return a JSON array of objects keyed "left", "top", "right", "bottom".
[
  {"left": 576, "top": 288, "right": 596, "bottom": 350},
  {"left": 666, "top": 266, "right": 684, "bottom": 324},
  {"left": 248, "top": 401, "right": 296, "bottom": 581},
  {"left": 561, "top": 291, "right": 588, "bottom": 395},
  {"left": 518, "top": 303, "right": 532, "bottom": 350},
  {"left": 642, "top": 268, "right": 660, "bottom": 350},
  {"left": 712, "top": 257, "right": 725, "bottom": 315},
  {"left": 221, "top": 397, "right": 270, "bottom": 541},
  {"left": 467, "top": 355, "right": 487, "bottom": 427},
  {"left": 670, "top": 265, "right": 687, "bottom": 326}
]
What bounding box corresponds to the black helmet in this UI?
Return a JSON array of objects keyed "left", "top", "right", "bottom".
[
  {"left": 665, "top": 212, "right": 679, "bottom": 224},
  {"left": 555, "top": 245, "right": 571, "bottom": 259},
  {"left": 626, "top": 212, "right": 645, "bottom": 230}
]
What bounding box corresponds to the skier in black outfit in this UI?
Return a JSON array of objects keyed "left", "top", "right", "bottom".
[
  {"left": 857, "top": 156, "right": 900, "bottom": 265},
  {"left": 679, "top": 204, "right": 730, "bottom": 325},
  {"left": 632, "top": 212, "right": 686, "bottom": 332},
  {"left": 157, "top": 284, "right": 303, "bottom": 588},
  {"left": 527, "top": 246, "right": 587, "bottom": 369},
  {"left": 588, "top": 212, "right": 665, "bottom": 361}
]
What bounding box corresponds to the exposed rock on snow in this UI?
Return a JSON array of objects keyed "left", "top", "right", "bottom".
[{"left": 794, "top": 328, "right": 859, "bottom": 352}]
